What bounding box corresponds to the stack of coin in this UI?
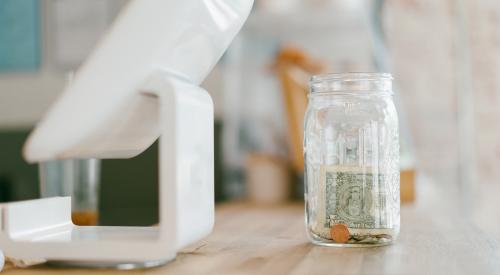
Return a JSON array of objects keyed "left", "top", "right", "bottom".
[{"left": 329, "top": 224, "right": 393, "bottom": 245}]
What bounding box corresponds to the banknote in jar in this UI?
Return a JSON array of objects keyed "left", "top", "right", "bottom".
[{"left": 311, "top": 166, "right": 399, "bottom": 244}]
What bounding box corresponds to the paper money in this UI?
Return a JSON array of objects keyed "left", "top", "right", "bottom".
[{"left": 311, "top": 166, "right": 396, "bottom": 242}]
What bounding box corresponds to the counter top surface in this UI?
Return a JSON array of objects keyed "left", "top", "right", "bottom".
[{"left": 4, "top": 179, "right": 500, "bottom": 275}]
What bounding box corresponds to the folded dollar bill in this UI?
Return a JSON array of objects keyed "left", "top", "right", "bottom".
[{"left": 311, "top": 165, "right": 399, "bottom": 241}]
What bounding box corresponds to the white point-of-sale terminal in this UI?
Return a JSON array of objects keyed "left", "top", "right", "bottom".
[{"left": 0, "top": 0, "right": 253, "bottom": 269}]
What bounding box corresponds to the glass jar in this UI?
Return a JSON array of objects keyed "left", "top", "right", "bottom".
[
  {"left": 39, "top": 159, "right": 101, "bottom": 225},
  {"left": 304, "top": 73, "right": 400, "bottom": 247}
]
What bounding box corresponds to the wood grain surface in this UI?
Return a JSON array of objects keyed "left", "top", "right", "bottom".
[{"left": 3, "top": 180, "right": 500, "bottom": 275}]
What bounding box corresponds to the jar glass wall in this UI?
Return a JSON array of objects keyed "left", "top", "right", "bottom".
[{"left": 304, "top": 73, "right": 400, "bottom": 247}]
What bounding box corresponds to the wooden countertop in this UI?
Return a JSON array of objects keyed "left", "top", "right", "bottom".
[{"left": 4, "top": 180, "right": 500, "bottom": 275}]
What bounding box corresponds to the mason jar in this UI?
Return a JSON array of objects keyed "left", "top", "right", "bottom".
[{"left": 304, "top": 73, "right": 400, "bottom": 247}]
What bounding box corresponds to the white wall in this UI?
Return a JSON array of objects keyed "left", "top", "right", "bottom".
[{"left": 0, "top": 73, "right": 65, "bottom": 129}]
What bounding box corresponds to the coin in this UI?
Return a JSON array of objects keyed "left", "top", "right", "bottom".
[{"left": 330, "top": 224, "right": 350, "bottom": 244}]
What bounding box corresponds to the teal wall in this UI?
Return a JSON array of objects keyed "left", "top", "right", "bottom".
[{"left": 0, "top": 0, "right": 40, "bottom": 71}]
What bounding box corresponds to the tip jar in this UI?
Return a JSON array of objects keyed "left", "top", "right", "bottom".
[{"left": 304, "top": 73, "right": 400, "bottom": 247}]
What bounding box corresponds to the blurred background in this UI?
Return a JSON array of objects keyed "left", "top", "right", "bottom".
[{"left": 0, "top": 0, "right": 498, "bottom": 232}]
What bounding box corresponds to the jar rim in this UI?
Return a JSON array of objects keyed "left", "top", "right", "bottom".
[
  {"left": 310, "top": 72, "right": 393, "bottom": 83},
  {"left": 310, "top": 72, "right": 393, "bottom": 95}
]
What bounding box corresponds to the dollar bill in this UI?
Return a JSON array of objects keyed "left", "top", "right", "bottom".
[{"left": 312, "top": 166, "right": 395, "bottom": 240}]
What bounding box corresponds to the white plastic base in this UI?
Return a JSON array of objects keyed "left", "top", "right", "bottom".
[{"left": 0, "top": 72, "right": 214, "bottom": 267}]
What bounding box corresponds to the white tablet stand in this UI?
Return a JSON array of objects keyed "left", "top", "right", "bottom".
[{"left": 0, "top": 71, "right": 214, "bottom": 269}]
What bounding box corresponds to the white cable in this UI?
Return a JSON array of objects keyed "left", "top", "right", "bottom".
[{"left": 0, "top": 249, "right": 4, "bottom": 272}]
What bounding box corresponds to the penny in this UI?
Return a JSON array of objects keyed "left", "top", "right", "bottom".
[{"left": 330, "top": 224, "right": 350, "bottom": 243}]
